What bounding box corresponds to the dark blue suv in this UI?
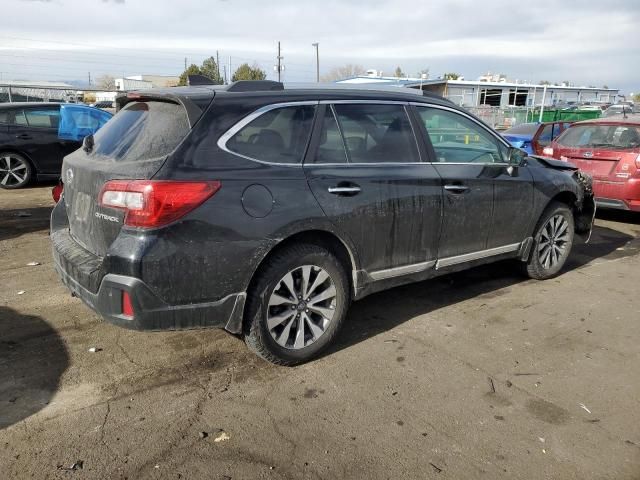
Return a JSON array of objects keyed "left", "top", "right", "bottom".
[{"left": 51, "top": 81, "right": 595, "bottom": 364}]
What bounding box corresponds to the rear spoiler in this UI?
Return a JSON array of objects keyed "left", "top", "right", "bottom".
[{"left": 115, "top": 88, "right": 215, "bottom": 127}]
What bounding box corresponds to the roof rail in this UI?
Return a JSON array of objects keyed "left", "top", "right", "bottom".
[{"left": 226, "top": 80, "right": 284, "bottom": 92}]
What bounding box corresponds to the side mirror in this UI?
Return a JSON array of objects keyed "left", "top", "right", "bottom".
[
  {"left": 82, "top": 134, "right": 94, "bottom": 153},
  {"left": 508, "top": 147, "right": 527, "bottom": 166}
]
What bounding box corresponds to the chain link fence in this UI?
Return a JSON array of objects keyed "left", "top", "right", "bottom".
[
  {"left": 0, "top": 84, "right": 120, "bottom": 104},
  {"left": 464, "top": 106, "right": 601, "bottom": 130}
]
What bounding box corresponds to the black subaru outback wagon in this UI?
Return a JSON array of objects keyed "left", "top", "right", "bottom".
[{"left": 51, "top": 81, "right": 594, "bottom": 365}]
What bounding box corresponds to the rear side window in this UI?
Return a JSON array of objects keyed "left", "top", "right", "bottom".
[
  {"left": 226, "top": 105, "right": 316, "bottom": 164},
  {"left": 333, "top": 104, "right": 419, "bottom": 163},
  {"left": 539, "top": 124, "right": 553, "bottom": 145},
  {"left": 0, "top": 110, "right": 7, "bottom": 124},
  {"left": 92, "top": 101, "right": 189, "bottom": 161}
]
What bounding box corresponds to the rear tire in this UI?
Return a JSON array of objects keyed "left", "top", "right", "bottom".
[
  {"left": 0, "top": 152, "right": 32, "bottom": 189},
  {"left": 525, "top": 202, "right": 574, "bottom": 280},
  {"left": 244, "top": 243, "right": 350, "bottom": 366}
]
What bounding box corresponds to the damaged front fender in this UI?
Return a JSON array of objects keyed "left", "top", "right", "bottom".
[{"left": 573, "top": 170, "right": 596, "bottom": 243}]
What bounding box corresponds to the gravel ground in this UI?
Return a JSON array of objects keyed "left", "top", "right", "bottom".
[{"left": 1, "top": 185, "right": 639, "bottom": 479}]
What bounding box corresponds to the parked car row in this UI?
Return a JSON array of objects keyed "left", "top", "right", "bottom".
[
  {"left": 503, "top": 113, "right": 640, "bottom": 212},
  {"left": 544, "top": 115, "right": 640, "bottom": 211},
  {"left": 0, "top": 102, "right": 111, "bottom": 189},
  {"left": 502, "top": 121, "right": 572, "bottom": 155}
]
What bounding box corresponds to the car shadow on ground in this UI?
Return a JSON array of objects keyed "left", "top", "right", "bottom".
[
  {"left": 0, "top": 306, "right": 69, "bottom": 430},
  {"left": 0, "top": 207, "right": 52, "bottom": 241},
  {"left": 325, "top": 224, "right": 637, "bottom": 358},
  {"left": 595, "top": 209, "right": 640, "bottom": 226}
]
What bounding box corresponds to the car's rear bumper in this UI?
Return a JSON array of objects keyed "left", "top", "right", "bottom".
[
  {"left": 593, "top": 178, "right": 640, "bottom": 212},
  {"left": 51, "top": 227, "right": 246, "bottom": 332}
]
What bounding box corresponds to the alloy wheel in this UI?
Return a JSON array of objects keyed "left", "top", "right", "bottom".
[
  {"left": 0, "top": 155, "right": 29, "bottom": 187},
  {"left": 267, "top": 265, "right": 337, "bottom": 350},
  {"left": 538, "top": 214, "right": 570, "bottom": 269}
]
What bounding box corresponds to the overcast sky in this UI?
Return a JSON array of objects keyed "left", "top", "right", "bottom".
[{"left": 1, "top": 0, "right": 639, "bottom": 92}]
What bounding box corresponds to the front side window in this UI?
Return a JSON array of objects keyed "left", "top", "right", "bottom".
[
  {"left": 24, "top": 108, "right": 60, "bottom": 128},
  {"left": 332, "top": 103, "right": 419, "bottom": 163},
  {"left": 226, "top": 105, "right": 316, "bottom": 164},
  {"left": 416, "top": 106, "right": 507, "bottom": 163}
]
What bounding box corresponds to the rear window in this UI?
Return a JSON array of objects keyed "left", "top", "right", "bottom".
[
  {"left": 557, "top": 124, "right": 640, "bottom": 150},
  {"left": 91, "top": 101, "right": 189, "bottom": 161},
  {"left": 504, "top": 123, "right": 538, "bottom": 135}
]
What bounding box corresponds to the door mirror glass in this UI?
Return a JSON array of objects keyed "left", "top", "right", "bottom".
[
  {"left": 508, "top": 147, "right": 527, "bottom": 165},
  {"left": 82, "top": 134, "right": 94, "bottom": 153}
]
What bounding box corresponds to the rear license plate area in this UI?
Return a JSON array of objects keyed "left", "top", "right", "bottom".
[{"left": 73, "top": 192, "right": 92, "bottom": 223}]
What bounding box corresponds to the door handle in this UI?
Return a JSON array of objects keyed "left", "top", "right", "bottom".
[
  {"left": 16, "top": 134, "right": 32, "bottom": 140},
  {"left": 327, "top": 185, "right": 361, "bottom": 195},
  {"left": 444, "top": 184, "right": 469, "bottom": 193}
]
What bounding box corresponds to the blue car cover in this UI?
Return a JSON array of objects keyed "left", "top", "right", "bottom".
[{"left": 58, "top": 104, "right": 112, "bottom": 141}]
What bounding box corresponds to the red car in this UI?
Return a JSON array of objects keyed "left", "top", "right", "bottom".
[{"left": 545, "top": 115, "right": 640, "bottom": 211}]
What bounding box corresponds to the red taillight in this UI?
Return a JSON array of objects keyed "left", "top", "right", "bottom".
[
  {"left": 52, "top": 182, "right": 63, "bottom": 203},
  {"left": 635, "top": 154, "right": 640, "bottom": 170},
  {"left": 98, "top": 180, "right": 221, "bottom": 228},
  {"left": 122, "top": 291, "right": 134, "bottom": 318},
  {"left": 542, "top": 147, "right": 554, "bottom": 157}
]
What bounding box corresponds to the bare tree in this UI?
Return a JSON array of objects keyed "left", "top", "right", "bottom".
[
  {"left": 320, "top": 64, "right": 366, "bottom": 82},
  {"left": 96, "top": 75, "right": 116, "bottom": 90}
]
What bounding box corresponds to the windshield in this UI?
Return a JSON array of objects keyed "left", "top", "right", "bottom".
[
  {"left": 503, "top": 123, "right": 539, "bottom": 136},
  {"left": 557, "top": 124, "right": 640, "bottom": 150},
  {"left": 91, "top": 101, "right": 189, "bottom": 161}
]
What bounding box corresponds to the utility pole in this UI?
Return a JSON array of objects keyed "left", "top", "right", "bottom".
[
  {"left": 88, "top": 72, "right": 91, "bottom": 86},
  {"left": 228, "top": 55, "right": 232, "bottom": 84},
  {"left": 312, "top": 43, "right": 319, "bottom": 83},
  {"left": 275, "top": 41, "right": 284, "bottom": 82},
  {"left": 216, "top": 50, "right": 220, "bottom": 83},
  {"left": 223, "top": 65, "right": 227, "bottom": 85},
  {"left": 184, "top": 57, "right": 187, "bottom": 70}
]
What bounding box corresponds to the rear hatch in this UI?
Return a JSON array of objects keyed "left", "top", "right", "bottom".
[
  {"left": 61, "top": 92, "right": 212, "bottom": 256},
  {"left": 553, "top": 123, "right": 640, "bottom": 181}
]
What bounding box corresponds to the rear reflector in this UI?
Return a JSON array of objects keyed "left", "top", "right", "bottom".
[
  {"left": 122, "top": 291, "right": 134, "bottom": 317},
  {"left": 99, "top": 180, "right": 221, "bottom": 228},
  {"left": 52, "top": 182, "right": 63, "bottom": 203}
]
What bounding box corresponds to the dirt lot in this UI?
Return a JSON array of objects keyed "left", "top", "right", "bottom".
[{"left": 1, "top": 185, "right": 639, "bottom": 479}]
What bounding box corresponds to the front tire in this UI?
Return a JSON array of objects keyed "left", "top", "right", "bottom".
[
  {"left": 244, "top": 244, "right": 350, "bottom": 366},
  {"left": 0, "top": 152, "right": 32, "bottom": 189},
  {"left": 525, "top": 202, "right": 574, "bottom": 280}
]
